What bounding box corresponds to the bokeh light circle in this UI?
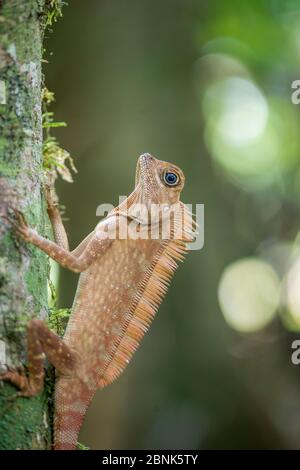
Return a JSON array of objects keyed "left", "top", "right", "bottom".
[
  {"left": 199, "top": 56, "right": 300, "bottom": 191},
  {"left": 285, "top": 258, "right": 300, "bottom": 327},
  {"left": 218, "top": 258, "right": 280, "bottom": 333}
]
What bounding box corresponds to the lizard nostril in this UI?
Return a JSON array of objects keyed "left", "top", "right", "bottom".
[{"left": 140, "top": 153, "right": 153, "bottom": 161}]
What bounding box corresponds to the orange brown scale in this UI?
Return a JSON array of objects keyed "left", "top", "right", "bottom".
[{"left": 0, "top": 154, "right": 195, "bottom": 450}]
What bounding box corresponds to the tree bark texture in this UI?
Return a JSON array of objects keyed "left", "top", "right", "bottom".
[{"left": 0, "top": 0, "right": 53, "bottom": 450}]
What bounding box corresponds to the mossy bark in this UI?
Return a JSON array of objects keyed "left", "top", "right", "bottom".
[{"left": 0, "top": 0, "right": 52, "bottom": 450}]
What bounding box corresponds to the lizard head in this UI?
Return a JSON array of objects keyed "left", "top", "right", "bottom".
[
  {"left": 113, "top": 153, "right": 193, "bottom": 240},
  {"left": 135, "top": 153, "right": 185, "bottom": 207}
]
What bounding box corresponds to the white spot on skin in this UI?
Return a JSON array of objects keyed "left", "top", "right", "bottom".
[{"left": 69, "top": 400, "right": 86, "bottom": 413}]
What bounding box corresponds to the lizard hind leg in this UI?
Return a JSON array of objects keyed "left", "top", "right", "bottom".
[
  {"left": 0, "top": 318, "right": 91, "bottom": 450},
  {"left": 54, "top": 376, "right": 95, "bottom": 450},
  {"left": 0, "top": 319, "right": 78, "bottom": 397}
]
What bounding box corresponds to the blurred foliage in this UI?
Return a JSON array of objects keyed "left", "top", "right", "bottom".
[
  {"left": 42, "top": 87, "right": 77, "bottom": 183},
  {"left": 47, "top": 308, "right": 70, "bottom": 336},
  {"left": 43, "top": 0, "right": 65, "bottom": 28},
  {"left": 45, "top": 0, "right": 300, "bottom": 450}
]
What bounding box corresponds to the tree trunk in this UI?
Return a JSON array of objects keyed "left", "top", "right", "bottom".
[{"left": 0, "top": 0, "right": 57, "bottom": 450}]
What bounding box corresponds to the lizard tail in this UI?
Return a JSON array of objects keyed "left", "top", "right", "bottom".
[{"left": 54, "top": 376, "right": 95, "bottom": 450}]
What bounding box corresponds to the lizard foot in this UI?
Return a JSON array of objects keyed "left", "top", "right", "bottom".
[
  {"left": 0, "top": 366, "right": 30, "bottom": 398},
  {"left": 3, "top": 208, "right": 33, "bottom": 242},
  {"left": 0, "top": 366, "right": 40, "bottom": 398}
]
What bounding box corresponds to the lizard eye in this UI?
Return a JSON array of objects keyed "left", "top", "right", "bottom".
[{"left": 163, "top": 171, "right": 179, "bottom": 187}]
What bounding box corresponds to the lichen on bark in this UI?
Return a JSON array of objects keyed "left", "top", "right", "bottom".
[{"left": 0, "top": 0, "right": 63, "bottom": 450}]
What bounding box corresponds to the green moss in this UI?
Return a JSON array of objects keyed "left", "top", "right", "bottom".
[
  {"left": 0, "top": 138, "right": 7, "bottom": 151},
  {"left": 24, "top": 269, "right": 48, "bottom": 312},
  {"left": 42, "top": 87, "right": 77, "bottom": 183},
  {"left": 0, "top": 162, "right": 19, "bottom": 177},
  {"left": 0, "top": 384, "right": 50, "bottom": 450},
  {"left": 0, "top": 63, "right": 37, "bottom": 173},
  {"left": 0, "top": 257, "right": 9, "bottom": 287},
  {"left": 0, "top": 0, "right": 52, "bottom": 450},
  {"left": 0, "top": 0, "right": 68, "bottom": 450},
  {"left": 77, "top": 442, "right": 90, "bottom": 451},
  {"left": 0, "top": 2, "right": 45, "bottom": 62},
  {"left": 43, "top": 1, "right": 65, "bottom": 28},
  {"left": 47, "top": 307, "right": 70, "bottom": 336},
  {"left": 0, "top": 233, "right": 19, "bottom": 262}
]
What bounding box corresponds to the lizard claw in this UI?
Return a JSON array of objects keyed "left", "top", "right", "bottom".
[
  {"left": 12, "top": 208, "right": 27, "bottom": 224},
  {"left": 0, "top": 364, "right": 24, "bottom": 380},
  {"left": 0, "top": 370, "right": 13, "bottom": 385},
  {"left": 0, "top": 365, "right": 29, "bottom": 398},
  {"left": 2, "top": 208, "right": 32, "bottom": 241}
]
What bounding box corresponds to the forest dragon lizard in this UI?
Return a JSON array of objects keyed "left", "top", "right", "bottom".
[{"left": 0, "top": 153, "right": 195, "bottom": 450}]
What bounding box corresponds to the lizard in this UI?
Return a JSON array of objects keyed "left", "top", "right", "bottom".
[{"left": 0, "top": 153, "right": 195, "bottom": 450}]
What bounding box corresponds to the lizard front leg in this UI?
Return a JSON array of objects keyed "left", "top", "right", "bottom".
[
  {"left": 45, "top": 180, "right": 96, "bottom": 256},
  {"left": 10, "top": 209, "right": 112, "bottom": 273},
  {"left": 44, "top": 181, "right": 69, "bottom": 251},
  {"left": 0, "top": 319, "right": 78, "bottom": 397}
]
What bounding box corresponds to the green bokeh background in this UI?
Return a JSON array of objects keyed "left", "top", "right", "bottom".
[{"left": 45, "top": 0, "right": 300, "bottom": 449}]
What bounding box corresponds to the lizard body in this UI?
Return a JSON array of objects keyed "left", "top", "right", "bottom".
[{"left": 0, "top": 153, "right": 194, "bottom": 450}]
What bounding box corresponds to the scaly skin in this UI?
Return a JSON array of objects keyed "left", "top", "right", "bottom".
[{"left": 0, "top": 154, "right": 194, "bottom": 450}]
